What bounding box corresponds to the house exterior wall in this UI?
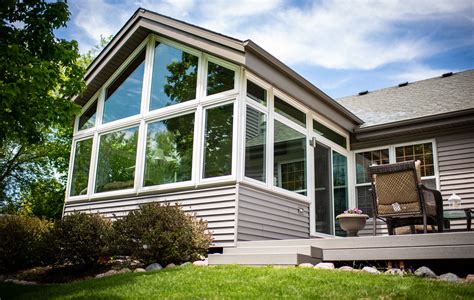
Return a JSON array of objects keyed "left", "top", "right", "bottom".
[
  {"left": 64, "top": 185, "right": 237, "bottom": 247},
  {"left": 437, "top": 131, "right": 474, "bottom": 230},
  {"left": 236, "top": 184, "right": 310, "bottom": 241}
]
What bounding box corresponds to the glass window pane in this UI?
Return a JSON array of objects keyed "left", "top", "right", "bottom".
[
  {"left": 144, "top": 113, "right": 194, "bottom": 186},
  {"left": 245, "top": 106, "right": 266, "bottom": 182},
  {"left": 274, "top": 96, "right": 306, "bottom": 127},
  {"left": 274, "top": 120, "right": 306, "bottom": 194},
  {"left": 356, "top": 185, "right": 373, "bottom": 217},
  {"left": 95, "top": 127, "right": 139, "bottom": 193},
  {"left": 395, "top": 142, "right": 435, "bottom": 179},
  {"left": 150, "top": 43, "right": 198, "bottom": 111},
  {"left": 70, "top": 138, "right": 93, "bottom": 196},
  {"left": 203, "top": 104, "right": 234, "bottom": 178},
  {"left": 333, "top": 152, "right": 348, "bottom": 236},
  {"left": 313, "top": 120, "right": 346, "bottom": 148},
  {"left": 246, "top": 80, "right": 266, "bottom": 106},
  {"left": 355, "top": 149, "right": 389, "bottom": 184},
  {"left": 103, "top": 50, "right": 145, "bottom": 124},
  {"left": 206, "top": 62, "right": 234, "bottom": 96},
  {"left": 78, "top": 101, "right": 97, "bottom": 131}
]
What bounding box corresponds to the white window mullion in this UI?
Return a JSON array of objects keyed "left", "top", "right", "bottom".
[
  {"left": 134, "top": 120, "right": 146, "bottom": 191},
  {"left": 267, "top": 88, "right": 275, "bottom": 188}
]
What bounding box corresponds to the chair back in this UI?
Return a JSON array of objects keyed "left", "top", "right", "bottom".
[{"left": 369, "top": 160, "right": 423, "bottom": 217}]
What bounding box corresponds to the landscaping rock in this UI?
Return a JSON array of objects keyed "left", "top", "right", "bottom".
[
  {"left": 414, "top": 266, "right": 437, "bottom": 279},
  {"left": 298, "top": 263, "right": 314, "bottom": 268},
  {"left": 146, "top": 263, "right": 163, "bottom": 272},
  {"left": 193, "top": 259, "right": 208, "bottom": 266},
  {"left": 180, "top": 262, "right": 191, "bottom": 267},
  {"left": 385, "top": 268, "right": 405, "bottom": 276},
  {"left": 439, "top": 273, "right": 462, "bottom": 283},
  {"left": 4, "top": 279, "right": 37, "bottom": 285},
  {"left": 95, "top": 270, "right": 118, "bottom": 278},
  {"left": 166, "top": 263, "right": 176, "bottom": 269},
  {"left": 117, "top": 268, "right": 131, "bottom": 274},
  {"left": 362, "top": 266, "right": 381, "bottom": 274},
  {"left": 314, "top": 262, "right": 335, "bottom": 269},
  {"left": 466, "top": 274, "right": 474, "bottom": 283},
  {"left": 339, "top": 266, "right": 355, "bottom": 272},
  {"left": 134, "top": 268, "right": 146, "bottom": 273}
]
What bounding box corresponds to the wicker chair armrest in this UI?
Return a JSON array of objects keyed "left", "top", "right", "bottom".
[{"left": 420, "top": 184, "right": 443, "bottom": 219}]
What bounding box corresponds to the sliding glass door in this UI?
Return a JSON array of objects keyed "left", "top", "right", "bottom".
[{"left": 312, "top": 139, "right": 349, "bottom": 236}]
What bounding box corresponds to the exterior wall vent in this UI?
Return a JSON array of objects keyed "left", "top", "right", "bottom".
[
  {"left": 398, "top": 82, "right": 408, "bottom": 87},
  {"left": 442, "top": 72, "right": 453, "bottom": 78},
  {"left": 358, "top": 90, "right": 368, "bottom": 96}
]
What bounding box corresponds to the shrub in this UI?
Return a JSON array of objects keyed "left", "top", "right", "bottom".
[
  {"left": 113, "top": 203, "right": 212, "bottom": 265},
  {"left": 0, "top": 214, "right": 53, "bottom": 273},
  {"left": 51, "top": 212, "right": 112, "bottom": 266}
]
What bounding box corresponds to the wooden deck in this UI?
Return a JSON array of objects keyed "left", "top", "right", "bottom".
[{"left": 208, "top": 232, "right": 474, "bottom": 265}]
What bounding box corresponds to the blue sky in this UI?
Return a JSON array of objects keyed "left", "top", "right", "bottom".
[{"left": 56, "top": 0, "right": 474, "bottom": 99}]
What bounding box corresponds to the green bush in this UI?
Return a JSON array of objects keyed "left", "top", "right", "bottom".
[
  {"left": 0, "top": 214, "right": 53, "bottom": 272},
  {"left": 113, "top": 203, "right": 212, "bottom": 265},
  {"left": 51, "top": 213, "right": 112, "bottom": 266}
]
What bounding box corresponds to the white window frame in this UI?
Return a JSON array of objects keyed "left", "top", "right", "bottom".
[
  {"left": 353, "top": 139, "right": 439, "bottom": 212},
  {"left": 66, "top": 34, "right": 241, "bottom": 202}
]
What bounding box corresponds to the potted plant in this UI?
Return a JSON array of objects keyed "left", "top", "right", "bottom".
[{"left": 336, "top": 208, "right": 369, "bottom": 237}]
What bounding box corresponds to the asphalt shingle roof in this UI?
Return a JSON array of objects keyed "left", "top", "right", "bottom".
[{"left": 336, "top": 70, "right": 474, "bottom": 128}]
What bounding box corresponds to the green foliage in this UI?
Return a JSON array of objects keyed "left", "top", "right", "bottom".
[
  {"left": 112, "top": 203, "right": 212, "bottom": 265},
  {"left": 51, "top": 213, "right": 112, "bottom": 266},
  {"left": 0, "top": 0, "right": 85, "bottom": 213},
  {"left": 78, "top": 35, "right": 113, "bottom": 69},
  {"left": 0, "top": 214, "right": 53, "bottom": 272},
  {"left": 19, "top": 178, "right": 65, "bottom": 220},
  {"left": 0, "top": 0, "right": 84, "bottom": 146}
]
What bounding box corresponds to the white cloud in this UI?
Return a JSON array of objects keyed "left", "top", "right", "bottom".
[{"left": 69, "top": 0, "right": 473, "bottom": 70}]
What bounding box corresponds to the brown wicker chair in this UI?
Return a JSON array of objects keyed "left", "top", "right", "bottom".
[{"left": 368, "top": 160, "right": 444, "bottom": 235}]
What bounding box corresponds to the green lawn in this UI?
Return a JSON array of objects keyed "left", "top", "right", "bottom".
[{"left": 1, "top": 265, "right": 473, "bottom": 299}]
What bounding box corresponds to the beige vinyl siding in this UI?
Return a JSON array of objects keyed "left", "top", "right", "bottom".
[
  {"left": 437, "top": 132, "right": 474, "bottom": 230},
  {"left": 64, "top": 185, "right": 237, "bottom": 247},
  {"left": 237, "top": 184, "right": 310, "bottom": 241}
]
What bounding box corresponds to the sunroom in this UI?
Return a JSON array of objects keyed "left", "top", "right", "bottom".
[{"left": 64, "top": 10, "right": 366, "bottom": 246}]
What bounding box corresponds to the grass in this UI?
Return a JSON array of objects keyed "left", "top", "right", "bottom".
[{"left": 1, "top": 265, "right": 473, "bottom": 299}]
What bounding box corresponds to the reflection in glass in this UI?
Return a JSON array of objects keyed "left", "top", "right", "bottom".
[
  {"left": 70, "top": 138, "right": 93, "bottom": 196},
  {"left": 245, "top": 106, "right": 266, "bottom": 182},
  {"left": 247, "top": 80, "right": 266, "bottom": 106},
  {"left": 274, "top": 120, "right": 306, "bottom": 194},
  {"left": 144, "top": 113, "right": 194, "bottom": 186},
  {"left": 314, "top": 143, "right": 331, "bottom": 234},
  {"left": 103, "top": 50, "right": 145, "bottom": 124},
  {"left": 206, "top": 62, "right": 234, "bottom": 96},
  {"left": 333, "top": 151, "right": 348, "bottom": 236},
  {"left": 95, "top": 127, "right": 139, "bottom": 193},
  {"left": 150, "top": 43, "right": 198, "bottom": 111},
  {"left": 313, "top": 120, "right": 346, "bottom": 148},
  {"left": 203, "top": 104, "right": 234, "bottom": 178},
  {"left": 78, "top": 101, "right": 97, "bottom": 131},
  {"left": 274, "top": 96, "right": 306, "bottom": 127},
  {"left": 355, "top": 149, "right": 389, "bottom": 184}
]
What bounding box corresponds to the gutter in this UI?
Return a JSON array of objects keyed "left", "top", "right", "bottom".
[{"left": 355, "top": 108, "right": 474, "bottom": 133}]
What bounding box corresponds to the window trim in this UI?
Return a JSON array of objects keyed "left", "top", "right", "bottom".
[
  {"left": 92, "top": 123, "right": 141, "bottom": 197},
  {"left": 146, "top": 34, "right": 203, "bottom": 114},
  {"left": 139, "top": 110, "right": 197, "bottom": 193},
  {"left": 353, "top": 139, "right": 439, "bottom": 213},
  {"left": 200, "top": 99, "right": 237, "bottom": 183},
  {"left": 66, "top": 34, "right": 242, "bottom": 202},
  {"left": 243, "top": 103, "right": 268, "bottom": 185}
]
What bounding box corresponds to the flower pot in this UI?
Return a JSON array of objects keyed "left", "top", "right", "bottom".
[{"left": 336, "top": 214, "right": 369, "bottom": 237}]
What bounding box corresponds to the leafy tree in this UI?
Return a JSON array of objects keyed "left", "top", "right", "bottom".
[{"left": 0, "top": 1, "right": 84, "bottom": 216}]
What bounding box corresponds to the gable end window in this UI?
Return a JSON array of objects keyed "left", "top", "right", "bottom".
[{"left": 102, "top": 50, "right": 146, "bottom": 124}]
